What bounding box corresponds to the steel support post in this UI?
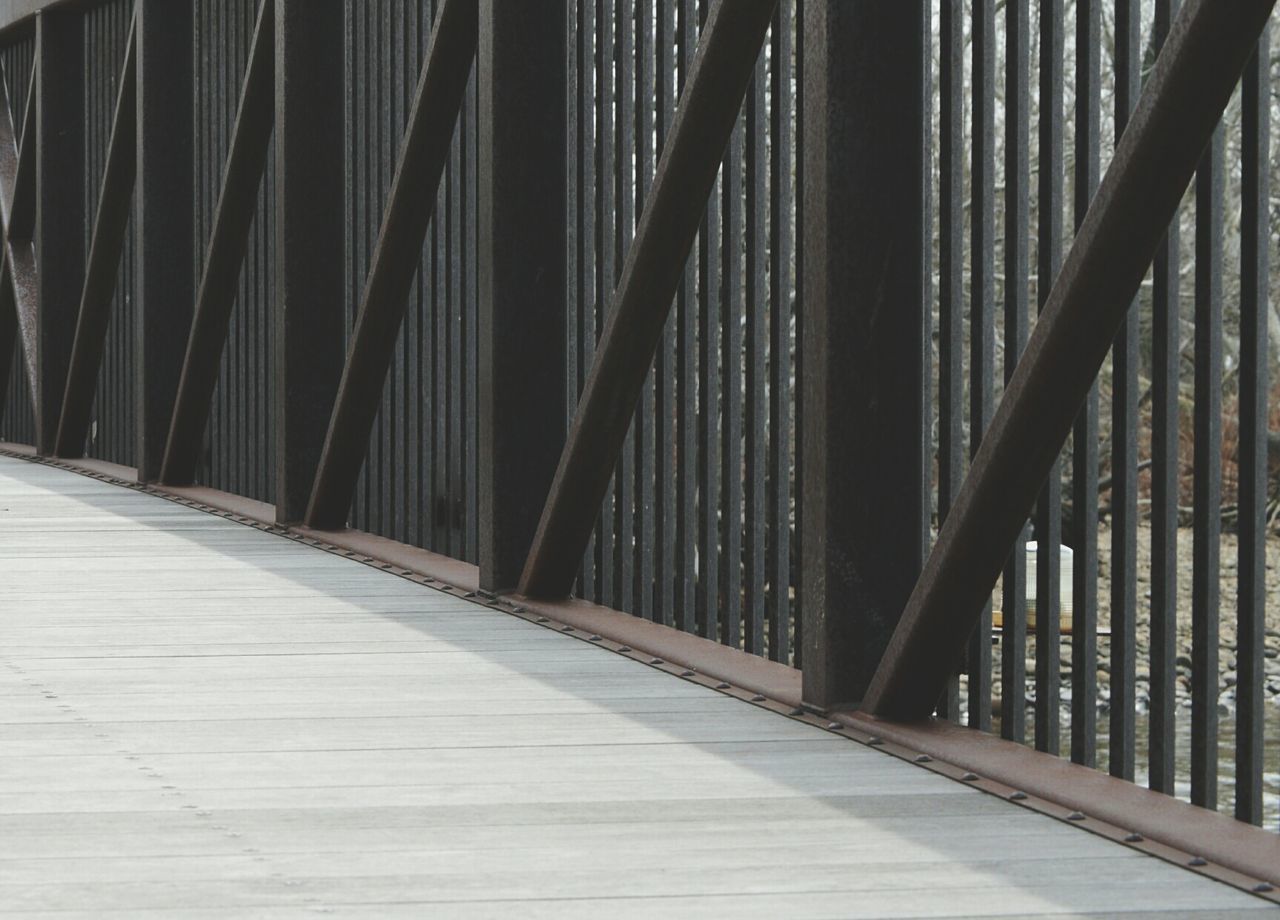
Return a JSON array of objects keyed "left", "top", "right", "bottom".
[
  {"left": 273, "top": 0, "right": 345, "bottom": 523},
  {"left": 34, "top": 8, "right": 84, "bottom": 455},
  {"left": 799, "top": 1, "right": 930, "bottom": 711},
  {"left": 476, "top": 1, "right": 567, "bottom": 591},
  {"left": 135, "top": 0, "right": 195, "bottom": 482}
]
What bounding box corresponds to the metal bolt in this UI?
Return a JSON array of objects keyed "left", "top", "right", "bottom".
[
  {"left": 826, "top": 722, "right": 842, "bottom": 731},
  {"left": 1123, "top": 833, "right": 1143, "bottom": 843},
  {"left": 789, "top": 708, "right": 805, "bottom": 717},
  {"left": 961, "top": 772, "right": 979, "bottom": 782},
  {"left": 751, "top": 695, "right": 766, "bottom": 702},
  {"left": 649, "top": 658, "right": 664, "bottom": 665},
  {"left": 680, "top": 670, "right": 694, "bottom": 678},
  {"left": 1066, "top": 811, "right": 1086, "bottom": 821},
  {"left": 716, "top": 682, "right": 730, "bottom": 690},
  {"left": 589, "top": 635, "right": 602, "bottom": 642},
  {"left": 1252, "top": 883, "right": 1274, "bottom": 893},
  {"left": 1188, "top": 857, "right": 1208, "bottom": 867},
  {"left": 1009, "top": 791, "right": 1028, "bottom": 801},
  {"left": 914, "top": 754, "right": 932, "bottom": 764},
  {"left": 561, "top": 626, "right": 574, "bottom": 632},
  {"left": 536, "top": 617, "right": 550, "bottom": 624},
  {"left": 618, "top": 646, "right": 633, "bottom": 653},
  {"left": 867, "top": 736, "right": 884, "bottom": 746}
]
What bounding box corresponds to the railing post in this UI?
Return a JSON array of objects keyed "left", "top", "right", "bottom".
[
  {"left": 273, "top": 0, "right": 345, "bottom": 524},
  {"left": 34, "top": 9, "right": 84, "bottom": 456},
  {"left": 476, "top": 2, "right": 567, "bottom": 592},
  {"left": 135, "top": 0, "right": 194, "bottom": 482},
  {"left": 799, "top": 2, "right": 930, "bottom": 711}
]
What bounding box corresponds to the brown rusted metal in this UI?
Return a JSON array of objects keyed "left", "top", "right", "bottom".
[{"left": 862, "top": 0, "right": 1279, "bottom": 721}]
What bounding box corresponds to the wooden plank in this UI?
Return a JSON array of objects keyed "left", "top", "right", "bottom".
[{"left": 0, "top": 456, "right": 1268, "bottom": 917}]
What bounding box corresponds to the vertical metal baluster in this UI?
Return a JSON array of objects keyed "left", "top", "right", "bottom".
[
  {"left": 744, "top": 37, "right": 767, "bottom": 656},
  {"left": 1110, "top": 0, "right": 1140, "bottom": 782},
  {"left": 577, "top": 0, "right": 597, "bottom": 600},
  {"left": 1148, "top": 0, "right": 1180, "bottom": 796},
  {"left": 636, "top": 0, "right": 657, "bottom": 620},
  {"left": 1033, "top": 0, "right": 1064, "bottom": 756},
  {"left": 767, "top": 0, "right": 792, "bottom": 662},
  {"left": 937, "top": 0, "right": 962, "bottom": 723},
  {"left": 1236, "top": 23, "right": 1269, "bottom": 829},
  {"left": 1001, "top": 0, "right": 1029, "bottom": 745},
  {"left": 654, "top": 0, "right": 677, "bottom": 627},
  {"left": 1070, "top": 0, "right": 1101, "bottom": 769},
  {"left": 1191, "top": 123, "right": 1223, "bottom": 812},
  {"left": 719, "top": 107, "right": 743, "bottom": 650},
  {"left": 594, "top": 0, "right": 615, "bottom": 605},
  {"left": 968, "top": 0, "right": 995, "bottom": 733}
]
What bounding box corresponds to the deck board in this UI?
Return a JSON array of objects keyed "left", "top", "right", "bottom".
[{"left": 0, "top": 457, "right": 1267, "bottom": 918}]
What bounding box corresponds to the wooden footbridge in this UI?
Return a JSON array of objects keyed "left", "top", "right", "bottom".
[{"left": 2, "top": 0, "right": 1280, "bottom": 915}]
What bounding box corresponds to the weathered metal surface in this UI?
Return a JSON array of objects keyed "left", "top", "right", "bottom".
[
  {"left": 799, "top": 1, "right": 929, "bottom": 711},
  {"left": 135, "top": 0, "right": 194, "bottom": 483},
  {"left": 862, "top": 0, "right": 1279, "bottom": 721},
  {"left": 304, "top": 0, "right": 477, "bottom": 531},
  {"left": 272, "top": 0, "right": 344, "bottom": 524},
  {"left": 518, "top": 0, "right": 777, "bottom": 600},
  {"left": 0, "top": 49, "right": 34, "bottom": 402},
  {"left": 52, "top": 16, "right": 134, "bottom": 459},
  {"left": 159, "top": 0, "right": 272, "bottom": 485},
  {"left": 475, "top": 2, "right": 566, "bottom": 592},
  {"left": 34, "top": 8, "right": 85, "bottom": 456}
]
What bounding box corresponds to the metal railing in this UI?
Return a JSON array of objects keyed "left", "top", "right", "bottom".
[{"left": 0, "top": 0, "right": 1276, "bottom": 852}]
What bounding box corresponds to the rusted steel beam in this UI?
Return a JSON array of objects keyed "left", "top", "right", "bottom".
[
  {"left": 273, "top": 0, "right": 345, "bottom": 524},
  {"left": 303, "top": 0, "right": 477, "bottom": 530},
  {"left": 34, "top": 9, "right": 86, "bottom": 455},
  {"left": 0, "top": 57, "right": 35, "bottom": 402},
  {"left": 862, "top": 0, "right": 1279, "bottom": 721},
  {"left": 135, "top": 0, "right": 195, "bottom": 483},
  {"left": 799, "top": 2, "right": 930, "bottom": 711},
  {"left": 517, "top": 0, "right": 777, "bottom": 599},
  {"left": 158, "top": 0, "right": 273, "bottom": 485},
  {"left": 53, "top": 19, "right": 137, "bottom": 459},
  {"left": 476, "top": 1, "right": 567, "bottom": 592}
]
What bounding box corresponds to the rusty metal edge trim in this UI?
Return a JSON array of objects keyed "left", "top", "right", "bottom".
[{"left": 0, "top": 441, "right": 1275, "bottom": 903}]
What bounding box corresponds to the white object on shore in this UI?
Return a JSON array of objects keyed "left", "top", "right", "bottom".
[{"left": 1026, "top": 541, "right": 1074, "bottom": 622}]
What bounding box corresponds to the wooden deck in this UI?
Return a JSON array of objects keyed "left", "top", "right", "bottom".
[{"left": 0, "top": 456, "right": 1268, "bottom": 918}]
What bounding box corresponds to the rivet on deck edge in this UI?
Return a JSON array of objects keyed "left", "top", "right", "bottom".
[
  {"left": 914, "top": 754, "right": 932, "bottom": 764},
  {"left": 649, "top": 658, "right": 664, "bottom": 665},
  {"left": 589, "top": 635, "right": 602, "bottom": 642},
  {"left": 1188, "top": 857, "right": 1208, "bottom": 867},
  {"left": 681, "top": 671, "right": 695, "bottom": 677},
  {"left": 1009, "top": 791, "right": 1028, "bottom": 801},
  {"left": 618, "top": 646, "right": 632, "bottom": 653},
  {"left": 961, "top": 772, "right": 979, "bottom": 781},
  {"left": 789, "top": 708, "right": 805, "bottom": 716},
  {"left": 536, "top": 617, "right": 550, "bottom": 624},
  {"left": 561, "top": 626, "right": 574, "bottom": 632},
  {"left": 1252, "top": 883, "right": 1274, "bottom": 893},
  {"left": 751, "top": 694, "right": 765, "bottom": 702},
  {"left": 1123, "top": 833, "right": 1143, "bottom": 843},
  {"left": 1066, "top": 811, "right": 1085, "bottom": 821},
  {"left": 867, "top": 736, "right": 884, "bottom": 746},
  {"left": 827, "top": 722, "right": 842, "bottom": 731},
  {"left": 716, "top": 682, "right": 730, "bottom": 690}
]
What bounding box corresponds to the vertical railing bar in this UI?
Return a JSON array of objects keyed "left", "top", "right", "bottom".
[
  {"left": 594, "top": 0, "right": 614, "bottom": 605},
  {"left": 1190, "top": 124, "right": 1223, "bottom": 812},
  {"left": 577, "top": 0, "right": 597, "bottom": 601},
  {"left": 1069, "top": 0, "right": 1101, "bottom": 770},
  {"left": 1235, "top": 23, "right": 1269, "bottom": 828},
  {"left": 1000, "top": 0, "right": 1030, "bottom": 744},
  {"left": 1110, "top": 0, "right": 1141, "bottom": 783},
  {"left": 1148, "top": 0, "right": 1181, "bottom": 796},
  {"left": 636, "top": 0, "right": 656, "bottom": 621},
  {"left": 1033, "top": 0, "right": 1064, "bottom": 756},
  {"left": 614, "top": 0, "right": 635, "bottom": 612},
  {"left": 676, "top": 0, "right": 697, "bottom": 635},
  {"left": 968, "top": 0, "right": 995, "bottom": 733},
  {"left": 721, "top": 111, "right": 744, "bottom": 651},
  {"left": 744, "top": 36, "right": 767, "bottom": 656},
  {"left": 654, "top": 0, "right": 679, "bottom": 629},
  {"left": 936, "top": 0, "right": 962, "bottom": 724}
]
